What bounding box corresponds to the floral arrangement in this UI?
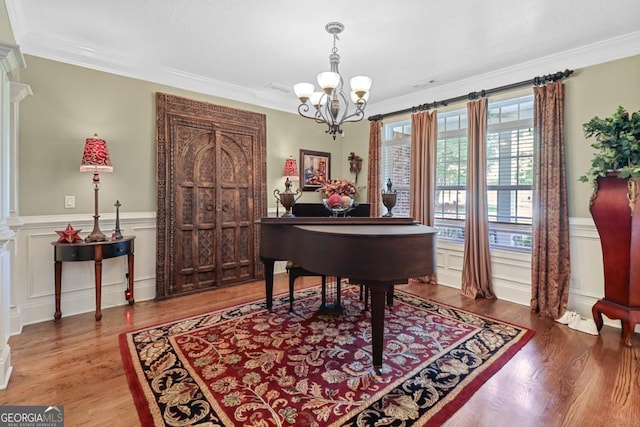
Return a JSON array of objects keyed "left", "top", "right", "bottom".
[{"left": 318, "top": 178, "right": 357, "bottom": 198}]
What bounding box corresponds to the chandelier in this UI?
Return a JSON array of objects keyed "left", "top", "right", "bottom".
[{"left": 293, "top": 22, "right": 372, "bottom": 140}]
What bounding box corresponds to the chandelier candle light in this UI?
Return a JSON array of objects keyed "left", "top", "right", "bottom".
[
  {"left": 80, "top": 133, "right": 113, "bottom": 242},
  {"left": 294, "top": 22, "right": 372, "bottom": 139}
]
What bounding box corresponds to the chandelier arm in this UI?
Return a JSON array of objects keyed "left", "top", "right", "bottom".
[
  {"left": 318, "top": 104, "right": 332, "bottom": 126},
  {"left": 333, "top": 88, "right": 351, "bottom": 124},
  {"left": 341, "top": 109, "right": 366, "bottom": 124},
  {"left": 342, "top": 99, "right": 368, "bottom": 123},
  {"left": 297, "top": 103, "right": 312, "bottom": 117},
  {"left": 297, "top": 103, "right": 329, "bottom": 125},
  {"left": 315, "top": 104, "right": 331, "bottom": 125},
  {"left": 297, "top": 104, "right": 319, "bottom": 122},
  {"left": 315, "top": 116, "right": 329, "bottom": 125}
]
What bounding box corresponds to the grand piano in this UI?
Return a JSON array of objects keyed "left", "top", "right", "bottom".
[{"left": 258, "top": 216, "right": 437, "bottom": 372}]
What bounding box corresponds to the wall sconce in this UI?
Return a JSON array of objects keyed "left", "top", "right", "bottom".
[{"left": 80, "top": 133, "right": 113, "bottom": 242}]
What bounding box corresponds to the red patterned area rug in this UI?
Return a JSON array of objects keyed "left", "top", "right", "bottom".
[{"left": 120, "top": 285, "right": 534, "bottom": 426}]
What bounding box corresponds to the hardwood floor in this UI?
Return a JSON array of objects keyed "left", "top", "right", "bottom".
[{"left": 2, "top": 275, "right": 639, "bottom": 427}]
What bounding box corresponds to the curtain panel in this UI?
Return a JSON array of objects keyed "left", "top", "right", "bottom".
[
  {"left": 461, "top": 99, "right": 495, "bottom": 299},
  {"left": 410, "top": 111, "right": 438, "bottom": 285},
  {"left": 367, "top": 120, "right": 382, "bottom": 217},
  {"left": 531, "top": 81, "right": 571, "bottom": 319}
]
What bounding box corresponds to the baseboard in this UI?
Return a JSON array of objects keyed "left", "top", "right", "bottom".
[
  {"left": 0, "top": 345, "right": 12, "bottom": 390},
  {"left": 9, "top": 307, "right": 21, "bottom": 336},
  {"left": 18, "top": 279, "right": 157, "bottom": 327}
]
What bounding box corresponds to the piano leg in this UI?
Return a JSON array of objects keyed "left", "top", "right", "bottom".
[
  {"left": 261, "top": 257, "right": 275, "bottom": 311},
  {"left": 369, "top": 284, "right": 390, "bottom": 375}
]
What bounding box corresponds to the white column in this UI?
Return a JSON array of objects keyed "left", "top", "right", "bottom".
[
  {"left": 7, "top": 83, "right": 32, "bottom": 336},
  {"left": 0, "top": 42, "right": 26, "bottom": 390},
  {"left": 8, "top": 83, "right": 31, "bottom": 221}
]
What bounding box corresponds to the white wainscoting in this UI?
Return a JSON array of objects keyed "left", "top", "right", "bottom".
[
  {"left": 435, "top": 217, "right": 627, "bottom": 330},
  {"left": 435, "top": 238, "right": 533, "bottom": 303},
  {"left": 11, "top": 212, "right": 157, "bottom": 334},
  {"left": 11, "top": 210, "right": 287, "bottom": 335},
  {"left": 10, "top": 214, "right": 624, "bottom": 335}
]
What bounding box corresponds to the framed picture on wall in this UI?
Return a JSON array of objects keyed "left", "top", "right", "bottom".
[{"left": 300, "top": 149, "right": 331, "bottom": 191}]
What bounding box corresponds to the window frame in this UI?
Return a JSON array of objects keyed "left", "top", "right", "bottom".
[{"left": 381, "top": 94, "right": 534, "bottom": 252}]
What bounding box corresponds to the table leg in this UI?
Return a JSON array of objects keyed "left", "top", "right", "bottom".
[
  {"left": 262, "top": 257, "right": 275, "bottom": 310},
  {"left": 593, "top": 298, "right": 640, "bottom": 347},
  {"left": 94, "top": 246, "right": 103, "bottom": 321},
  {"left": 127, "top": 252, "right": 135, "bottom": 304},
  {"left": 54, "top": 261, "right": 62, "bottom": 320}
]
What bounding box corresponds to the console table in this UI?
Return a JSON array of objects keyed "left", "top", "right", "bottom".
[{"left": 51, "top": 236, "right": 135, "bottom": 321}]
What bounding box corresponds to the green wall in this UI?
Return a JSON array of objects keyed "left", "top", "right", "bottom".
[
  {"left": 0, "top": 1, "right": 15, "bottom": 43},
  {"left": 564, "top": 55, "right": 640, "bottom": 217},
  {"left": 17, "top": 55, "right": 369, "bottom": 216},
  {"left": 6, "top": 7, "right": 638, "bottom": 220},
  {"left": 371, "top": 55, "right": 640, "bottom": 219}
]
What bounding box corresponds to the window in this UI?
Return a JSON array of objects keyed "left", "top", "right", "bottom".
[
  {"left": 381, "top": 94, "right": 534, "bottom": 251},
  {"left": 485, "top": 96, "right": 534, "bottom": 250},
  {"left": 381, "top": 120, "right": 411, "bottom": 217},
  {"left": 435, "top": 111, "right": 468, "bottom": 221}
]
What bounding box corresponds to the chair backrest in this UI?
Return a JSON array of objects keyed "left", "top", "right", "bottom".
[{"left": 292, "top": 203, "right": 371, "bottom": 217}]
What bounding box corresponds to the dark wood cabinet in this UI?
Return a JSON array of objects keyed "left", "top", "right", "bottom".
[
  {"left": 590, "top": 175, "right": 640, "bottom": 346},
  {"left": 156, "top": 93, "right": 266, "bottom": 299}
]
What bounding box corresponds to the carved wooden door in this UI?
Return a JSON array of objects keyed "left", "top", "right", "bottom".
[{"left": 156, "top": 93, "right": 266, "bottom": 298}]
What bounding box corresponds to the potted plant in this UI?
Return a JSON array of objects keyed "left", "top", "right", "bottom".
[
  {"left": 579, "top": 106, "right": 640, "bottom": 183},
  {"left": 581, "top": 106, "right": 640, "bottom": 346}
]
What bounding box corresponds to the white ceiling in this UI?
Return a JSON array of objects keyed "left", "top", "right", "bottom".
[{"left": 5, "top": 0, "right": 640, "bottom": 116}]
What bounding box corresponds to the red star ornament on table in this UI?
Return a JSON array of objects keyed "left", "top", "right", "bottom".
[{"left": 56, "top": 223, "right": 82, "bottom": 243}]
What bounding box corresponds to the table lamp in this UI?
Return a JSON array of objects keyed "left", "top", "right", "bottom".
[
  {"left": 80, "top": 133, "right": 113, "bottom": 242},
  {"left": 273, "top": 156, "right": 301, "bottom": 217},
  {"left": 283, "top": 155, "right": 298, "bottom": 181}
]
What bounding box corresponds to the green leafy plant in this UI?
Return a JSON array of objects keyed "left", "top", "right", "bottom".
[{"left": 579, "top": 106, "right": 640, "bottom": 182}]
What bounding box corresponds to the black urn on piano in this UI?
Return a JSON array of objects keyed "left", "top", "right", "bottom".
[
  {"left": 382, "top": 178, "right": 397, "bottom": 217},
  {"left": 274, "top": 177, "right": 302, "bottom": 217}
]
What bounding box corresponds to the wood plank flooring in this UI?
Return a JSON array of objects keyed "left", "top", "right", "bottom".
[{"left": 1, "top": 275, "right": 639, "bottom": 427}]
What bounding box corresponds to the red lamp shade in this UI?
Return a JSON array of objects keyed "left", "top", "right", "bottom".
[
  {"left": 80, "top": 133, "right": 113, "bottom": 173},
  {"left": 283, "top": 157, "right": 298, "bottom": 179}
]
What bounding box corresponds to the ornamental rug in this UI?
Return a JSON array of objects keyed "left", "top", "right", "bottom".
[{"left": 119, "top": 285, "right": 534, "bottom": 426}]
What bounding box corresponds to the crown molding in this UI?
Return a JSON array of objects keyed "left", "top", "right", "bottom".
[
  {"left": 365, "top": 31, "right": 640, "bottom": 116},
  {"left": 11, "top": 28, "right": 640, "bottom": 117},
  {"left": 17, "top": 32, "right": 295, "bottom": 114},
  {"left": 0, "top": 43, "right": 26, "bottom": 74}
]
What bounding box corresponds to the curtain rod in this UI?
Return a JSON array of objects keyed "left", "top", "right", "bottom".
[{"left": 367, "top": 69, "right": 574, "bottom": 122}]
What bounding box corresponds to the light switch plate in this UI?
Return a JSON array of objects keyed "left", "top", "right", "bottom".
[{"left": 64, "top": 195, "right": 75, "bottom": 209}]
